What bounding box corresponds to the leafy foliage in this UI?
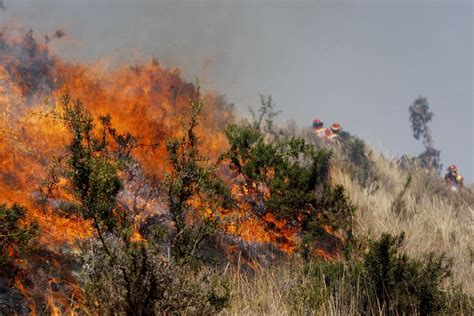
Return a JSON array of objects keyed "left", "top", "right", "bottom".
[
  {"left": 62, "top": 96, "right": 135, "bottom": 236},
  {"left": 0, "top": 204, "right": 39, "bottom": 266},
  {"left": 363, "top": 233, "right": 454, "bottom": 314}
]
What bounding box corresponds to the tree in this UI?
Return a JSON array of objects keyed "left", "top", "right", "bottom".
[{"left": 408, "top": 96, "right": 442, "bottom": 171}]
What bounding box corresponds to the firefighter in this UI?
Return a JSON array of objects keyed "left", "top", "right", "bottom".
[
  {"left": 312, "top": 119, "right": 326, "bottom": 138},
  {"left": 326, "top": 122, "right": 341, "bottom": 141},
  {"left": 444, "top": 164, "right": 464, "bottom": 191}
]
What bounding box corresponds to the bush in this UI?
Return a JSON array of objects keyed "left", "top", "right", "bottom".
[
  {"left": 291, "top": 233, "right": 473, "bottom": 315},
  {"left": 0, "top": 204, "right": 39, "bottom": 266},
  {"left": 363, "top": 233, "right": 452, "bottom": 314},
  {"left": 163, "top": 85, "right": 232, "bottom": 264},
  {"left": 222, "top": 101, "right": 354, "bottom": 259},
  {"left": 82, "top": 237, "right": 230, "bottom": 315},
  {"left": 342, "top": 137, "right": 378, "bottom": 188},
  {"left": 44, "top": 93, "right": 230, "bottom": 314}
]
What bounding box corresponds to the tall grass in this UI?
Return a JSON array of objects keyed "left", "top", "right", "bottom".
[
  {"left": 330, "top": 148, "right": 473, "bottom": 292},
  {"left": 220, "top": 141, "right": 473, "bottom": 315}
]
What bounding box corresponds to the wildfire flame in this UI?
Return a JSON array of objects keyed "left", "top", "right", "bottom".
[{"left": 1, "top": 26, "right": 342, "bottom": 312}]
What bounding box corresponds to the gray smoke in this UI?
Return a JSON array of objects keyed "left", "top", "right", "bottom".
[{"left": 0, "top": 29, "right": 58, "bottom": 97}]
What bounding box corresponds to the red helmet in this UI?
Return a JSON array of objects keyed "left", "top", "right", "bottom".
[
  {"left": 313, "top": 119, "right": 323, "bottom": 129},
  {"left": 330, "top": 122, "right": 341, "bottom": 133},
  {"left": 448, "top": 165, "right": 457, "bottom": 172}
]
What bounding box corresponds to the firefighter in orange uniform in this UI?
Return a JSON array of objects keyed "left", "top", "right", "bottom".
[
  {"left": 312, "top": 119, "right": 326, "bottom": 138},
  {"left": 444, "top": 164, "right": 464, "bottom": 191},
  {"left": 326, "top": 122, "right": 341, "bottom": 141}
]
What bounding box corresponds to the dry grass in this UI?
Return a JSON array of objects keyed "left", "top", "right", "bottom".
[
  {"left": 220, "top": 143, "right": 473, "bottom": 315},
  {"left": 330, "top": 148, "right": 473, "bottom": 293}
]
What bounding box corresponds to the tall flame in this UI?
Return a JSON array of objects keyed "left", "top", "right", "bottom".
[{"left": 1, "top": 26, "right": 341, "bottom": 312}]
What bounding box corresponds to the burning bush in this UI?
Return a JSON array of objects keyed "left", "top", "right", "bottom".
[
  {"left": 163, "top": 86, "right": 233, "bottom": 265},
  {"left": 222, "top": 100, "right": 354, "bottom": 259},
  {"left": 39, "top": 91, "right": 231, "bottom": 314},
  {"left": 0, "top": 204, "right": 39, "bottom": 266}
]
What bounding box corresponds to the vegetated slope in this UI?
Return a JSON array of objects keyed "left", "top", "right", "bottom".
[
  {"left": 330, "top": 145, "right": 473, "bottom": 293},
  {"left": 1, "top": 26, "right": 472, "bottom": 315},
  {"left": 224, "top": 128, "right": 474, "bottom": 315}
]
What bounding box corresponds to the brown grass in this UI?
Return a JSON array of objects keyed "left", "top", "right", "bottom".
[{"left": 220, "top": 142, "right": 473, "bottom": 315}]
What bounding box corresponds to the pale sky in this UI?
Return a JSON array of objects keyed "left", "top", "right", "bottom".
[{"left": 1, "top": 0, "right": 472, "bottom": 181}]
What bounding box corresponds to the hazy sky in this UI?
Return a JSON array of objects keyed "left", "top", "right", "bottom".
[{"left": 1, "top": 0, "right": 473, "bottom": 181}]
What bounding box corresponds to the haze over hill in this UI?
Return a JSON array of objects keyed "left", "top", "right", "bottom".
[
  {"left": 1, "top": 0, "right": 472, "bottom": 181},
  {"left": 1, "top": 2, "right": 473, "bottom": 314}
]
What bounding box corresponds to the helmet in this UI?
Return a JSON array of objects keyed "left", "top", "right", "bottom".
[
  {"left": 330, "top": 122, "right": 341, "bottom": 133},
  {"left": 448, "top": 164, "right": 457, "bottom": 173},
  {"left": 313, "top": 119, "right": 323, "bottom": 129}
]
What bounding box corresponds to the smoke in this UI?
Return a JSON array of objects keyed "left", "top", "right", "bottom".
[
  {"left": 0, "top": 29, "right": 58, "bottom": 97},
  {"left": 0, "top": 1, "right": 5, "bottom": 11}
]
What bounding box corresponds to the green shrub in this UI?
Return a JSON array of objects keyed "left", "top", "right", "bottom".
[
  {"left": 164, "top": 85, "right": 232, "bottom": 265},
  {"left": 223, "top": 124, "right": 353, "bottom": 238},
  {"left": 45, "top": 93, "right": 230, "bottom": 314},
  {"left": 0, "top": 204, "right": 39, "bottom": 266},
  {"left": 290, "top": 233, "right": 473, "bottom": 315},
  {"left": 222, "top": 99, "right": 355, "bottom": 258},
  {"left": 362, "top": 233, "right": 453, "bottom": 314}
]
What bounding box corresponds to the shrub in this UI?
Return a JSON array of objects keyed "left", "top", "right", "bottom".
[
  {"left": 0, "top": 204, "right": 39, "bottom": 266},
  {"left": 362, "top": 233, "right": 453, "bottom": 314},
  {"left": 82, "top": 236, "right": 230, "bottom": 315},
  {"left": 292, "top": 232, "right": 473, "bottom": 315},
  {"left": 342, "top": 137, "right": 378, "bottom": 187},
  {"left": 163, "top": 85, "right": 233, "bottom": 264},
  {"left": 45, "top": 93, "right": 230, "bottom": 314},
  {"left": 222, "top": 100, "right": 354, "bottom": 259}
]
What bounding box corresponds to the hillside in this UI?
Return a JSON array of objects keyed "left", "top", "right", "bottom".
[
  {"left": 223, "top": 135, "right": 474, "bottom": 314},
  {"left": 1, "top": 28, "right": 473, "bottom": 315}
]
